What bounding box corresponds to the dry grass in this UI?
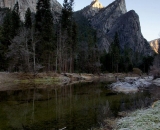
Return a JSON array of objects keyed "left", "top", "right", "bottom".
[
  {"left": 132, "top": 68, "right": 142, "bottom": 76},
  {"left": 150, "top": 66, "right": 160, "bottom": 79},
  {"left": 0, "top": 72, "right": 61, "bottom": 90}
]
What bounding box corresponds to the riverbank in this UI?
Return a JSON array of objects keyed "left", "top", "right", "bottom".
[
  {"left": 0, "top": 72, "right": 160, "bottom": 130},
  {"left": 0, "top": 72, "right": 156, "bottom": 91},
  {"left": 94, "top": 100, "right": 160, "bottom": 130},
  {"left": 115, "top": 100, "right": 160, "bottom": 130},
  {"left": 0, "top": 72, "right": 128, "bottom": 91}
]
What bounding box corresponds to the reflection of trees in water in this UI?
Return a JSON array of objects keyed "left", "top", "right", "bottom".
[
  {"left": 1, "top": 83, "right": 160, "bottom": 129},
  {"left": 106, "top": 91, "right": 155, "bottom": 117},
  {"left": 111, "top": 93, "right": 153, "bottom": 117},
  {"left": 32, "top": 86, "right": 35, "bottom": 123}
]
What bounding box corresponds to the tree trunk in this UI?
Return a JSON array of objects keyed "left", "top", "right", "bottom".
[{"left": 33, "top": 43, "right": 36, "bottom": 73}]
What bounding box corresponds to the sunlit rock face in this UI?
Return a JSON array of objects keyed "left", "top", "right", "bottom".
[
  {"left": 150, "top": 39, "right": 160, "bottom": 54},
  {"left": 91, "top": 0, "right": 103, "bottom": 8},
  {"left": 0, "top": 0, "right": 62, "bottom": 21},
  {"left": 81, "top": 0, "right": 104, "bottom": 19}
]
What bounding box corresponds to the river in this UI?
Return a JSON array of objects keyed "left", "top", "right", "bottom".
[{"left": 0, "top": 81, "right": 159, "bottom": 130}]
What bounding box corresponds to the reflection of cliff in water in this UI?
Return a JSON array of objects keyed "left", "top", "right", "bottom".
[{"left": 0, "top": 82, "right": 159, "bottom": 129}]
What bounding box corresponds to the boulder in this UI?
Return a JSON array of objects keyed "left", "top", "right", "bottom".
[
  {"left": 152, "top": 78, "right": 160, "bottom": 86},
  {"left": 111, "top": 81, "right": 138, "bottom": 93},
  {"left": 110, "top": 77, "right": 152, "bottom": 93}
]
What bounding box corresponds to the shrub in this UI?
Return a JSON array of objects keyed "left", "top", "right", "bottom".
[
  {"left": 150, "top": 66, "right": 160, "bottom": 79},
  {"left": 132, "top": 68, "right": 142, "bottom": 76}
]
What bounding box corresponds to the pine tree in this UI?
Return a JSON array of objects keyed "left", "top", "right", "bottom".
[
  {"left": 0, "top": 9, "right": 12, "bottom": 70},
  {"left": 2, "top": 9, "right": 12, "bottom": 45},
  {"left": 35, "top": 0, "right": 54, "bottom": 40},
  {"left": 72, "top": 21, "right": 77, "bottom": 51},
  {"left": 35, "top": 0, "right": 45, "bottom": 32},
  {"left": 60, "top": 0, "right": 75, "bottom": 72},
  {"left": 11, "top": 2, "right": 21, "bottom": 38},
  {"left": 35, "top": 0, "right": 55, "bottom": 71},
  {"left": 25, "top": 8, "right": 32, "bottom": 29},
  {"left": 114, "top": 32, "right": 120, "bottom": 49},
  {"left": 109, "top": 32, "right": 120, "bottom": 72}
]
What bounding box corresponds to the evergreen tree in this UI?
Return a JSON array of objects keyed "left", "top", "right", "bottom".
[
  {"left": 0, "top": 9, "right": 12, "bottom": 70},
  {"left": 0, "top": 26, "right": 6, "bottom": 70},
  {"left": 60, "top": 0, "right": 75, "bottom": 72},
  {"left": 35, "top": 0, "right": 54, "bottom": 41},
  {"left": 113, "top": 32, "right": 120, "bottom": 72},
  {"left": 11, "top": 2, "right": 21, "bottom": 38},
  {"left": 25, "top": 8, "right": 32, "bottom": 29},
  {"left": 114, "top": 32, "right": 120, "bottom": 49},
  {"left": 61, "top": 0, "right": 74, "bottom": 30},
  {"left": 109, "top": 32, "right": 120, "bottom": 72},
  {"left": 71, "top": 21, "right": 77, "bottom": 71},
  {"left": 35, "top": 0, "right": 55, "bottom": 71},
  {"left": 140, "top": 56, "right": 154, "bottom": 73},
  {"left": 1, "top": 9, "right": 12, "bottom": 45}
]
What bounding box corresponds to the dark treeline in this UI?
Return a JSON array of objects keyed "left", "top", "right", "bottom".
[
  {"left": 100, "top": 32, "right": 154, "bottom": 74},
  {"left": 0, "top": 0, "right": 154, "bottom": 74}
]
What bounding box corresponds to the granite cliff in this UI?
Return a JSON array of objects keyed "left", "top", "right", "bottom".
[
  {"left": 107, "top": 10, "right": 152, "bottom": 55},
  {"left": 76, "top": 0, "right": 152, "bottom": 55},
  {"left": 91, "top": 0, "right": 127, "bottom": 33},
  {"left": 150, "top": 39, "right": 160, "bottom": 54},
  {"left": 81, "top": 0, "right": 104, "bottom": 19},
  {"left": 0, "top": 0, "right": 62, "bottom": 21}
]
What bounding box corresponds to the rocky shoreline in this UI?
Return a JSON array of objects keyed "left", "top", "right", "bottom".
[{"left": 109, "top": 76, "right": 160, "bottom": 93}]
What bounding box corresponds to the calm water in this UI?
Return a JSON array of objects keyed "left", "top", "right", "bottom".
[{"left": 0, "top": 81, "right": 159, "bottom": 130}]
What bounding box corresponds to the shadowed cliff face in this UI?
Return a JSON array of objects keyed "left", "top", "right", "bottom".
[
  {"left": 91, "top": 0, "right": 128, "bottom": 51},
  {"left": 0, "top": 0, "right": 62, "bottom": 21},
  {"left": 80, "top": 0, "right": 128, "bottom": 51},
  {"left": 91, "top": 0, "right": 127, "bottom": 33},
  {"left": 81, "top": 0, "right": 104, "bottom": 19},
  {"left": 107, "top": 10, "right": 152, "bottom": 55},
  {"left": 150, "top": 39, "right": 160, "bottom": 54},
  {"left": 78, "top": 0, "right": 153, "bottom": 55}
]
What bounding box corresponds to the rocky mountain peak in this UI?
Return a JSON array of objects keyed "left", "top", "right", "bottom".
[
  {"left": 150, "top": 39, "right": 160, "bottom": 54},
  {"left": 81, "top": 0, "right": 104, "bottom": 19},
  {"left": 90, "top": 0, "right": 103, "bottom": 9},
  {"left": 116, "top": 0, "right": 127, "bottom": 14},
  {"left": 91, "top": 0, "right": 127, "bottom": 32},
  {"left": 85, "top": 0, "right": 127, "bottom": 51}
]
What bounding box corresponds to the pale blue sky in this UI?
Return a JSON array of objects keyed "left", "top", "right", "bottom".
[{"left": 57, "top": 0, "right": 160, "bottom": 41}]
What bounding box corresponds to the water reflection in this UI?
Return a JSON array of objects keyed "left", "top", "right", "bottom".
[{"left": 0, "top": 82, "right": 159, "bottom": 130}]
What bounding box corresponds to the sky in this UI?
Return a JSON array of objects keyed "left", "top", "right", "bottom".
[{"left": 57, "top": 0, "right": 160, "bottom": 41}]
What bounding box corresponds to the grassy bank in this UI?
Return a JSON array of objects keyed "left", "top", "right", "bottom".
[
  {"left": 115, "top": 100, "right": 160, "bottom": 130},
  {"left": 0, "top": 72, "right": 61, "bottom": 91},
  {"left": 0, "top": 72, "right": 118, "bottom": 85},
  {"left": 0, "top": 72, "right": 60, "bottom": 84}
]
